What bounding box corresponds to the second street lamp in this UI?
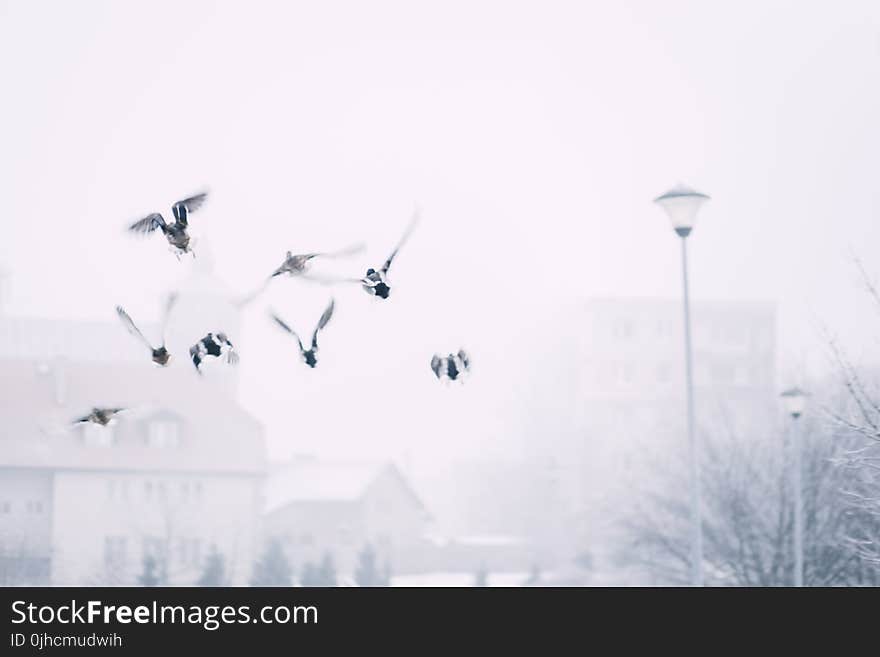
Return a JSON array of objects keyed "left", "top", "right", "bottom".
[
  {"left": 781, "top": 386, "right": 808, "bottom": 587},
  {"left": 654, "top": 184, "right": 710, "bottom": 587}
]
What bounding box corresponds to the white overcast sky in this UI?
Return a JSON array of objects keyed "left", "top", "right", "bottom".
[{"left": 2, "top": 1, "right": 880, "bottom": 465}]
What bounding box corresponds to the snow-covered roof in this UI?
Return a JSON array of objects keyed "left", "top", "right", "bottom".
[
  {"left": 0, "top": 357, "right": 266, "bottom": 475},
  {"left": 264, "top": 459, "right": 425, "bottom": 513}
]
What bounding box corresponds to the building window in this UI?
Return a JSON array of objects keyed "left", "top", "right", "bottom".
[
  {"left": 1, "top": 502, "right": 10, "bottom": 514},
  {"left": 613, "top": 319, "right": 635, "bottom": 340},
  {"left": 144, "top": 481, "right": 153, "bottom": 501},
  {"left": 180, "top": 482, "right": 190, "bottom": 502},
  {"left": 25, "top": 500, "right": 42, "bottom": 513},
  {"left": 147, "top": 420, "right": 180, "bottom": 448}
]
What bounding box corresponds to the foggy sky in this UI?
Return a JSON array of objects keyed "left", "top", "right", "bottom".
[{"left": 2, "top": 0, "right": 880, "bottom": 467}]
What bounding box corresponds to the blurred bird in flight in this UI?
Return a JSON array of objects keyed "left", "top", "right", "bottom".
[
  {"left": 189, "top": 332, "right": 239, "bottom": 374},
  {"left": 128, "top": 192, "right": 208, "bottom": 259},
  {"left": 73, "top": 407, "right": 126, "bottom": 426},
  {"left": 431, "top": 349, "right": 471, "bottom": 382},
  {"left": 115, "top": 293, "right": 177, "bottom": 366},
  {"left": 306, "top": 210, "right": 420, "bottom": 299},
  {"left": 270, "top": 298, "right": 335, "bottom": 369}
]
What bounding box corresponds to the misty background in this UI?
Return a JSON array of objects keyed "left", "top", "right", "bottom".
[{"left": 2, "top": 0, "right": 880, "bottom": 585}]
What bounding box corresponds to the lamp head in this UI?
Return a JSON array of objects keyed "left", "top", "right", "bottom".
[
  {"left": 654, "top": 184, "right": 710, "bottom": 236},
  {"left": 780, "top": 387, "right": 808, "bottom": 419}
]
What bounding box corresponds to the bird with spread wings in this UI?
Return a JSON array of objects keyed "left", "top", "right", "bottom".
[
  {"left": 115, "top": 293, "right": 177, "bottom": 366},
  {"left": 128, "top": 192, "right": 208, "bottom": 258},
  {"left": 270, "top": 299, "right": 336, "bottom": 369}
]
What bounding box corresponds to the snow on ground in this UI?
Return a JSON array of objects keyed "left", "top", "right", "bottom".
[{"left": 391, "top": 572, "right": 529, "bottom": 587}]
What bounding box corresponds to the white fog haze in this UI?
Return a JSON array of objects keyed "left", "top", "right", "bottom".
[{"left": 2, "top": 0, "right": 880, "bottom": 587}]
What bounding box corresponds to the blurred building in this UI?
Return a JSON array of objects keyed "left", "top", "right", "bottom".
[
  {"left": 0, "top": 270, "right": 266, "bottom": 586},
  {"left": 263, "top": 457, "right": 431, "bottom": 578},
  {"left": 572, "top": 299, "right": 775, "bottom": 473},
  {"left": 438, "top": 297, "right": 777, "bottom": 578},
  {"left": 561, "top": 297, "right": 777, "bottom": 571}
]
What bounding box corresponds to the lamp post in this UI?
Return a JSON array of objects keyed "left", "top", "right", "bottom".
[
  {"left": 780, "top": 386, "right": 808, "bottom": 587},
  {"left": 654, "top": 184, "right": 710, "bottom": 586}
]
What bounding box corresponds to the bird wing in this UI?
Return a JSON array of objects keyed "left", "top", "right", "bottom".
[
  {"left": 159, "top": 292, "right": 178, "bottom": 342},
  {"left": 316, "top": 298, "right": 335, "bottom": 331},
  {"left": 322, "top": 242, "right": 366, "bottom": 260},
  {"left": 310, "top": 299, "right": 335, "bottom": 351},
  {"left": 116, "top": 306, "right": 154, "bottom": 351},
  {"left": 189, "top": 343, "right": 202, "bottom": 367},
  {"left": 300, "top": 272, "right": 365, "bottom": 287},
  {"left": 271, "top": 252, "right": 297, "bottom": 277},
  {"left": 382, "top": 211, "right": 420, "bottom": 274},
  {"left": 172, "top": 192, "right": 207, "bottom": 227},
  {"left": 72, "top": 414, "right": 92, "bottom": 425},
  {"left": 271, "top": 253, "right": 324, "bottom": 277},
  {"left": 129, "top": 213, "right": 166, "bottom": 235},
  {"left": 431, "top": 355, "right": 443, "bottom": 378},
  {"left": 270, "top": 312, "right": 305, "bottom": 353},
  {"left": 458, "top": 349, "right": 470, "bottom": 370}
]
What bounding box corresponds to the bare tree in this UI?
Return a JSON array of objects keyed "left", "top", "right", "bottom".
[
  {"left": 0, "top": 537, "right": 51, "bottom": 586},
  {"left": 823, "top": 257, "right": 880, "bottom": 569},
  {"left": 618, "top": 412, "right": 879, "bottom": 586}
]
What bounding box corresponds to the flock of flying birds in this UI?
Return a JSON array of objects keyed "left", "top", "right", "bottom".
[{"left": 73, "top": 192, "right": 471, "bottom": 427}]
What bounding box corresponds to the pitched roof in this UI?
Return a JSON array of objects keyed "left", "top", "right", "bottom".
[
  {"left": 0, "top": 357, "right": 266, "bottom": 475},
  {"left": 264, "top": 459, "right": 426, "bottom": 513}
]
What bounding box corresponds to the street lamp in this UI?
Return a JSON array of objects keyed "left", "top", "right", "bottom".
[
  {"left": 654, "top": 184, "right": 710, "bottom": 587},
  {"left": 781, "top": 387, "right": 807, "bottom": 418},
  {"left": 781, "top": 386, "right": 808, "bottom": 586}
]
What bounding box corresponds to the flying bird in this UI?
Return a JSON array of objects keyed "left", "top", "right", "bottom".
[
  {"left": 431, "top": 349, "right": 471, "bottom": 382},
  {"left": 128, "top": 192, "right": 208, "bottom": 258},
  {"left": 115, "top": 293, "right": 177, "bottom": 366},
  {"left": 73, "top": 407, "right": 126, "bottom": 426},
  {"left": 270, "top": 243, "right": 365, "bottom": 279},
  {"left": 270, "top": 299, "right": 335, "bottom": 368},
  {"left": 358, "top": 212, "right": 419, "bottom": 299},
  {"left": 307, "top": 212, "right": 419, "bottom": 299},
  {"left": 189, "top": 332, "right": 238, "bottom": 374}
]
